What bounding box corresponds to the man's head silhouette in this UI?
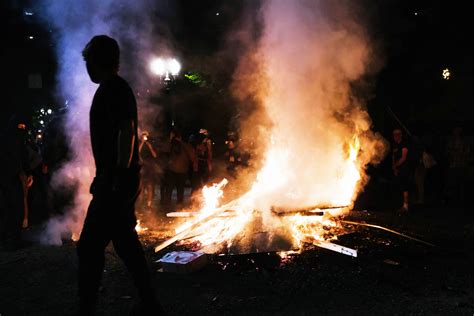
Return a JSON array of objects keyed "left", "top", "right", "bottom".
[{"left": 82, "top": 35, "right": 120, "bottom": 84}]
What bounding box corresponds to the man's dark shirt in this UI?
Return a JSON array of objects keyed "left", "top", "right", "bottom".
[
  {"left": 90, "top": 74, "right": 139, "bottom": 175},
  {"left": 392, "top": 140, "right": 409, "bottom": 171}
]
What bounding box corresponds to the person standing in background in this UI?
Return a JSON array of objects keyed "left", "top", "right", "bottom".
[
  {"left": 392, "top": 129, "right": 410, "bottom": 212},
  {"left": 164, "top": 130, "right": 197, "bottom": 209},
  {"left": 0, "top": 115, "right": 34, "bottom": 250},
  {"left": 138, "top": 131, "right": 159, "bottom": 209}
]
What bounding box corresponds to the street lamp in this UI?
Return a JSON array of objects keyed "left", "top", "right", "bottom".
[
  {"left": 149, "top": 57, "right": 182, "bottom": 130},
  {"left": 442, "top": 68, "right": 451, "bottom": 80},
  {"left": 149, "top": 57, "right": 181, "bottom": 81}
]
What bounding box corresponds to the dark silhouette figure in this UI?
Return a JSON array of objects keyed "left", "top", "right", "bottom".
[
  {"left": 77, "top": 35, "right": 162, "bottom": 314},
  {"left": 138, "top": 131, "right": 159, "bottom": 209},
  {"left": 392, "top": 129, "right": 410, "bottom": 212},
  {"left": 191, "top": 131, "right": 212, "bottom": 192},
  {"left": 0, "top": 115, "right": 32, "bottom": 249},
  {"left": 163, "top": 130, "right": 196, "bottom": 209}
]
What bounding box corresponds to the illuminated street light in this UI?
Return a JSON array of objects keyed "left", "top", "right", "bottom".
[
  {"left": 150, "top": 58, "right": 166, "bottom": 76},
  {"left": 149, "top": 57, "right": 181, "bottom": 80},
  {"left": 167, "top": 58, "right": 181, "bottom": 76},
  {"left": 442, "top": 68, "right": 451, "bottom": 80}
]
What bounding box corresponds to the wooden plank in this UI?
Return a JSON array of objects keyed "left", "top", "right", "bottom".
[
  {"left": 155, "top": 205, "right": 233, "bottom": 253},
  {"left": 271, "top": 205, "right": 347, "bottom": 216},
  {"left": 314, "top": 241, "right": 358, "bottom": 257},
  {"left": 166, "top": 211, "right": 236, "bottom": 218}
]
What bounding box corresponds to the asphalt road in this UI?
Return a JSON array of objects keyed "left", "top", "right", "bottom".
[{"left": 1, "top": 206, "right": 473, "bottom": 315}]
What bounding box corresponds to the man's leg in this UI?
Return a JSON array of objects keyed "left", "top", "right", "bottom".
[
  {"left": 159, "top": 176, "right": 165, "bottom": 206},
  {"left": 112, "top": 220, "right": 157, "bottom": 305},
  {"left": 190, "top": 171, "right": 199, "bottom": 193},
  {"left": 148, "top": 180, "right": 155, "bottom": 208},
  {"left": 143, "top": 179, "right": 152, "bottom": 208},
  {"left": 77, "top": 197, "right": 110, "bottom": 314},
  {"left": 111, "top": 176, "right": 162, "bottom": 312},
  {"left": 164, "top": 171, "right": 174, "bottom": 208},
  {"left": 202, "top": 164, "right": 210, "bottom": 184},
  {"left": 176, "top": 173, "right": 186, "bottom": 205},
  {"left": 403, "top": 191, "right": 409, "bottom": 210},
  {"left": 401, "top": 172, "right": 410, "bottom": 211},
  {"left": 4, "top": 179, "right": 24, "bottom": 247}
]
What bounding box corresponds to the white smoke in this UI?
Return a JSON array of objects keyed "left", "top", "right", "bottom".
[
  {"left": 232, "top": 0, "right": 387, "bottom": 210},
  {"left": 37, "top": 0, "right": 171, "bottom": 244},
  {"left": 180, "top": 0, "right": 388, "bottom": 253}
]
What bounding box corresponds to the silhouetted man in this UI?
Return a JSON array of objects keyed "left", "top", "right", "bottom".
[
  {"left": 138, "top": 131, "right": 159, "bottom": 209},
  {"left": 0, "top": 115, "right": 32, "bottom": 250},
  {"left": 164, "top": 130, "right": 196, "bottom": 209},
  {"left": 392, "top": 129, "right": 410, "bottom": 212},
  {"left": 77, "top": 35, "right": 162, "bottom": 314}
]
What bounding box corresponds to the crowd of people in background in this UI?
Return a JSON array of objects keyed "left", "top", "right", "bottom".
[
  {"left": 1, "top": 109, "right": 473, "bottom": 250},
  {"left": 0, "top": 110, "right": 224, "bottom": 250},
  {"left": 389, "top": 125, "right": 472, "bottom": 213},
  {"left": 137, "top": 127, "right": 244, "bottom": 212}
]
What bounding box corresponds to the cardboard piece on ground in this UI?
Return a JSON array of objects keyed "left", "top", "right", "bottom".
[{"left": 156, "top": 251, "right": 208, "bottom": 274}]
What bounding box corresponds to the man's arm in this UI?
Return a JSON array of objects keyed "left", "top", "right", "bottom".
[
  {"left": 138, "top": 138, "right": 145, "bottom": 153},
  {"left": 117, "top": 119, "right": 135, "bottom": 169},
  {"left": 185, "top": 144, "right": 198, "bottom": 172},
  {"left": 206, "top": 140, "right": 213, "bottom": 172},
  {"left": 394, "top": 147, "right": 408, "bottom": 168},
  {"left": 146, "top": 142, "right": 158, "bottom": 158}
]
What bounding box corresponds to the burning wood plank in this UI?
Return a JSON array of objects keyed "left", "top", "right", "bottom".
[
  {"left": 154, "top": 204, "right": 232, "bottom": 253},
  {"left": 271, "top": 205, "right": 347, "bottom": 217},
  {"left": 273, "top": 210, "right": 325, "bottom": 217},
  {"left": 166, "top": 210, "right": 237, "bottom": 218},
  {"left": 340, "top": 220, "right": 435, "bottom": 247},
  {"left": 314, "top": 241, "right": 358, "bottom": 257}
]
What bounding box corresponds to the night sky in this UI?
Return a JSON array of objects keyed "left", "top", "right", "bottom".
[{"left": 1, "top": 0, "right": 472, "bottom": 136}]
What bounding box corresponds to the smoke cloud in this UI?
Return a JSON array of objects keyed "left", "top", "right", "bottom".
[
  {"left": 37, "top": 0, "right": 171, "bottom": 244},
  {"left": 232, "top": 0, "right": 387, "bottom": 210},
  {"left": 182, "top": 0, "right": 388, "bottom": 254}
]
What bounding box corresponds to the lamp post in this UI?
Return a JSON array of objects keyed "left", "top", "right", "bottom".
[
  {"left": 149, "top": 57, "right": 182, "bottom": 129},
  {"left": 150, "top": 57, "right": 181, "bottom": 82}
]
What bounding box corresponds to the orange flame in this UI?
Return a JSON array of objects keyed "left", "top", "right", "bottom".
[
  {"left": 176, "top": 135, "right": 362, "bottom": 252},
  {"left": 135, "top": 220, "right": 148, "bottom": 233}
]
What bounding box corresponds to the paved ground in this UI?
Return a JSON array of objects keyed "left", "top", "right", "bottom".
[{"left": 1, "top": 205, "right": 474, "bottom": 315}]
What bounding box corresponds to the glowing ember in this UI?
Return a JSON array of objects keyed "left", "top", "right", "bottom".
[
  {"left": 135, "top": 220, "right": 148, "bottom": 233},
  {"left": 278, "top": 250, "right": 299, "bottom": 259},
  {"left": 287, "top": 213, "right": 339, "bottom": 248}
]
